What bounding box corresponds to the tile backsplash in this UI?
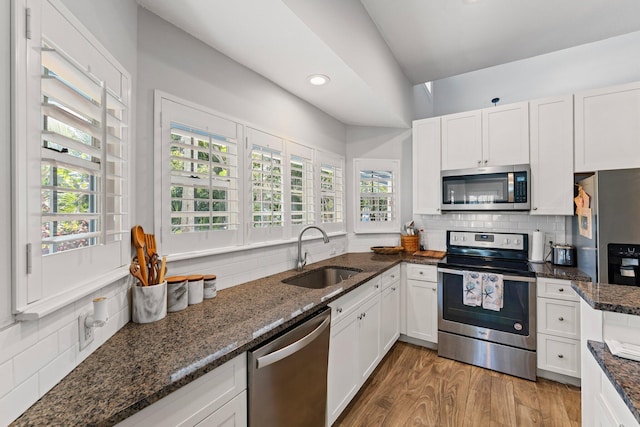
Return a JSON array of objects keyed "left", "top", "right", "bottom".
[{"left": 415, "top": 212, "right": 570, "bottom": 257}]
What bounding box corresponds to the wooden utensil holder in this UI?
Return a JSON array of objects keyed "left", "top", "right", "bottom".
[{"left": 401, "top": 235, "right": 419, "bottom": 252}]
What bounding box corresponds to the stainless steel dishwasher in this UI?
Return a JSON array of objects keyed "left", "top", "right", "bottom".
[{"left": 248, "top": 307, "right": 331, "bottom": 427}]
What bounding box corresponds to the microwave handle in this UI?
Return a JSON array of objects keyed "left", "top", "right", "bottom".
[{"left": 508, "top": 172, "right": 515, "bottom": 203}]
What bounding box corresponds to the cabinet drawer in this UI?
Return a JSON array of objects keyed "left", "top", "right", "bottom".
[
  {"left": 329, "top": 277, "right": 380, "bottom": 324},
  {"left": 117, "top": 353, "right": 247, "bottom": 427},
  {"left": 381, "top": 265, "right": 400, "bottom": 290},
  {"left": 537, "top": 334, "right": 580, "bottom": 378},
  {"left": 538, "top": 298, "right": 580, "bottom": 339},
  {"left": 406, "top": 264, "right": 437, "bottom": 282},
  {"left": 537, "top": 278, "right": 578, "bottom": 301}
]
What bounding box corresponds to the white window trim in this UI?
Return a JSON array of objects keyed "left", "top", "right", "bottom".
[
  {"left": 353, "top": 158, "right": 401, "bottom": 234},
  {"left": 12, "top": 0, "right": 132, "bottom": 320},
  {"left": 154, "top": 91, "right": 346, "bottom": 260},
  {"left": 286, "top": 140, "right": 315, "bottom": 237},
  {"left": 316, "top": 150, "right": 346, "bottom": 234}
]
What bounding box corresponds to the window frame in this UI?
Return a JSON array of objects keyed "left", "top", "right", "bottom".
[
  {"left": 154, "top": 92, "right": 244, "bottom": 256},
  {"left": 12, "top": 0, "right": 132, "bottom": 318},
  {"left": 352, "top": 158, "right": 401, "bottom": 234},
  {"left": 286, "top": 141, "right": 315, "bottom": 236},
  {"left": 316, "top": 150, "right": 346, "bottom": 234}
]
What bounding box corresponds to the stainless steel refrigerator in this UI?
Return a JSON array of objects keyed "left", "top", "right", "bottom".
[{"left": 573, "top": 168, "right": 640, "bottom": 283}]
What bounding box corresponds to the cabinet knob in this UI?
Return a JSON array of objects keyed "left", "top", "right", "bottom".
[
  {"left": 432, "top": 288, "right": 436, "bottom": 292},
  {"left": 558, "top": 317, "right": 564, "bottom": 321},
  {"left": 436, "top": 208, "right": 440, "bottom": 211},
  {"left": 558, "top": 288, "right": 564, "bottom": 292},
  {"left": 477, "top": 160, "right": 481, "bottom": 165},
  {"left": 484, "top": 160, "right": 488, "bottom": 164},
  {"left": 362, "top": 312, "right": 366, "bottom": 319},
  {"left": 391, "top": 287, "right": 396, "bottom": 291},
  {"left": 375, "top": 284, "right": 379, "bottom": 289},
  {"left": 557, "top": 354, "right": 564, "bottom": 359},
  {"left": 337, "top": 307, "right": 343, "bottom": 313},
  {"left": 391, "top": 275, "right": 396, "bottom": 279},
  {"left": 533, "top": 207, "right": 538, "bottom": 211}
]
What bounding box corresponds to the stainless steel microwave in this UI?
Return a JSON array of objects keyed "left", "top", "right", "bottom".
[{"left": 441, "top": 165, "right": 530, "bottom": 211}]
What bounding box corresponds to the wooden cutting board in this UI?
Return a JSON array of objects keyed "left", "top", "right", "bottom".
[{"left": 412, "top": 250, "right": 446, "bottom": 259}]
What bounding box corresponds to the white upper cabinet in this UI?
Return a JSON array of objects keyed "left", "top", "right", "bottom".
[
  {"left": 575, "top": 81, "right": 640, "bottom": 172},
  {"left": 482, "top": 102, "right": 530, "bottom": 167},
  {"left": 441, "top": 110, "right": 482, "bottom": 170},
  {"left": 529, "top": 95, "right": 574, "bottom": 215},
  {"left": 441, "top": 102, "right": 529, "bottom": 170},
  {"left": 412, "top": 117, "right": 441, "bottom": 214}
]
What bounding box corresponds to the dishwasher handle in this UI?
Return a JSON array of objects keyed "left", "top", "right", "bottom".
[{"left": 256, "top": 315, "right": 331, "bottom": 369}]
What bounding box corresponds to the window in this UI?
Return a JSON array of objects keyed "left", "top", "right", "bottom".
[
  {"left": 353, "top": 159, "right": 401, "bottom": 234},
  {"left": 287, "top": 142, "right": 314, "bottom": 231},
  {"left": 14, "top": 0, "right": 131, "bottom": 312},
  {"left": 316, "top": 151, "right": 345, "bottom": 234},
  {"left": 156, "top": 94, "right": 241, "bottom": 255},
  {"left": 247, "top": 128, "right": 284, "bottom": 243}
]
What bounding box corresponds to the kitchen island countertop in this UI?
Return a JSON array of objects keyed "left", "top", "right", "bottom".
[{"left": 572, "top": 280, "right": 640, "bottom": 316}]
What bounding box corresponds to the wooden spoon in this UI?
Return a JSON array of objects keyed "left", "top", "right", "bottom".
[
  {"left": 129, "top": 262, "right": 147, "bottom": 287},
  {"left": 131, "top": 225, "right": 148, "bottom": 285},
  {"left": 158, "top": 256, "right": 167, "bottom": 284}
]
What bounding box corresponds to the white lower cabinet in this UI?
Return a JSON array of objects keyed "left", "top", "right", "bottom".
[
  {"left": 117, "top": 353, "right": 247, "bottom": 427},
  {"left": 405, "top": 264, "right": 438, "bottom": 344},
  {"left": 196, "top": 391, "right": 247, "bottom": 427},
  {"left": 536, "top": 278, "right": 581, "bottom": 378},
  {"left": 328, "top": 269, "right": 402, "bottom": 426},
  {"left": 381, "top": 282, "right": 400, "bottom": 354}
]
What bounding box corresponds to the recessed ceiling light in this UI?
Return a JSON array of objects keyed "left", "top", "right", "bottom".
[
  {"left": 308, "top": 74, "right": 330, "bottom": 86},
  {"left": 463, "top": 0, "right": 480, "bottom": 4}
]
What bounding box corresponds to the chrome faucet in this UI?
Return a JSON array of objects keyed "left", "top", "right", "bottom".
[{"left": 296, "top": 225, "right": 330, "bottom": 271}]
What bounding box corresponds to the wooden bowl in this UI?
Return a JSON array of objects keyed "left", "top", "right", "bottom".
[{"left": 370, "top": 246, "right": 404, "bottom": 255}]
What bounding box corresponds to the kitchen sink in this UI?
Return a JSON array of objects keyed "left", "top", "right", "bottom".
[{"left": 283, "top": 266, "right": 363, "bottom": 289}]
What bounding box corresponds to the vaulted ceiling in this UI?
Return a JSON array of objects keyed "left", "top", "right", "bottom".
[{"left": 137, "top": 0, "right": 640, "bottom": 128}]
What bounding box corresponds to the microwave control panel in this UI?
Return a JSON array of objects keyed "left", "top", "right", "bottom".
[{"left": 513, "top": 172, "right": 528, "bottom": 203}]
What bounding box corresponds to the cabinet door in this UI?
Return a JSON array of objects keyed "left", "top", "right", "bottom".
[
  {"left": 575, "top": 81, "right": 640, "bottom": 172},
  {"left": 529, "top": 96, "right": 574, "bottom": 215},
  {"left": 413, "top": 117, "right": 441, "bottom": 214},
  {"left": 358, "top": 295, "right": 381, "bottom": 382},
  {"left": 441, "top": 110, "right": 482, "bottom": 170},
  {"left": 196, "top": 391, "right": 247, "bottom": 427},
  {"left": 482, "top": 101, "right": 529, "bottom": 167},
  {"left": 406, "top": 279, "right": 438, "bottom": 343},
  {"left": 327, "top": 311, "right": 359, "bottom": 425},
  {"left": 381, "top": 283, "right": 400, "bottom": 355}
]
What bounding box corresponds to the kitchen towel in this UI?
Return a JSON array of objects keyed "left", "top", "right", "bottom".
[
  {"left": 482, "top": 273, "right": 504, "bottom": 311},
  {"left": 463, "top": 271, "right": 482, "bottom": 306},
  {"left": 530, "top": 231, "right": 545, "bottom": 263}
]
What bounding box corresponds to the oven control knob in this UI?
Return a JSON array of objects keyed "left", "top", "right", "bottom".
[
  {"left": 461, "top": 236, "right": 466, "bottom": 241},
  {"left": 504, "top": 238, "right": 511, "bottom": 245},
  {"left": 514, "top": 239, "right": 521, "bottom": 245}
]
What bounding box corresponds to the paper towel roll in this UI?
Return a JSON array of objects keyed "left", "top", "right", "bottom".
[{"left": 530, "top": 231, "right": 544, "bottom": 263}]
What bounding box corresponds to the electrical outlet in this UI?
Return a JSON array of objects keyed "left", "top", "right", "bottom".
[
  {"left": 79, "top": 312, "right": 94, "bottom": 351},
  {"left": 544, "top": 232, "right": 555, "bottom": 246}
]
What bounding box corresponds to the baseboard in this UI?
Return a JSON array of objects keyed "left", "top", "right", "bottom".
[{"left": 399, "top": 334, "right": 438, "bottom": 350}]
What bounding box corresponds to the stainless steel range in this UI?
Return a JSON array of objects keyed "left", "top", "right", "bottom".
[{"left": 437, "top": 231, "right": 537, "bottom": 380}]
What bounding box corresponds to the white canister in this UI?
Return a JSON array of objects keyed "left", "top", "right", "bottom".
[
  {"left": 187, "top": 275, "right": 204, "bottom": 305},
  {"left": 203, "top": 274, "right": 217, "bottom": 299},
  {"left": 132, "top": 281, "right": 167, "bottom": 323},
  {"left": 166, "top": 276, "right": 188, "bottom": 312}
]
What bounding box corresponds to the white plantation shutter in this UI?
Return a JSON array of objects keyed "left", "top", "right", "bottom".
[
  {"left": 16, "top": 0, "right": 131, "bottom": 308},
  {"left": 353, "top": 159, "right": 401, "bottom": 234},
  {"left": 158, "top": 95, "right": 242, "bottom": 255},
  {"left": 316, "top": 151, "right": 345, "bottom": 234},
  {"left": 247, "top": 128, "right": 285, "bottom": 243},
  {"left": 287, "top": 142, "right": 314, "bottom": 231}
]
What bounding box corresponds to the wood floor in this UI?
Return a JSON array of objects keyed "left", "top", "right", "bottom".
[{"left": 334, "top": 342, "right": 581, "bottom": 427}]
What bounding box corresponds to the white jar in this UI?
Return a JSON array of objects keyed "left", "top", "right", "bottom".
[
  {"left": 203, "top": 274, "right": 217, "bottom": 299},
  {"left": 166, "top": 276, "right": 188, "bottom": 312},
  {"left": 187, "top": 274, "right": 204, "bottom": 305}
]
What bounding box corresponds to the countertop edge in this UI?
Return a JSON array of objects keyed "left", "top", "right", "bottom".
[
  {"left": 572, "top": 281, "right": 640, "bottom": 316},
  {"left": 587, "top": 340, "right": 640, "bottom": 424}
]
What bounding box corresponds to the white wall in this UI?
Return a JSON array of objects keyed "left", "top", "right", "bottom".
[
  {"left": 136, "top": 8, "right": 349, "bottom": 283},
  {"left": 433, "top": 30, "right": 640, "bottom": 116},
  {"left": 1, "top": 2, "right": 138, "bottom": 424},
  {"left": 345, "top": 126, "right": 413, "bottom": 252}
]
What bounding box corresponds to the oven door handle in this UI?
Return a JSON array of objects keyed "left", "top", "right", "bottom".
[{"left": 437, "top": 267, "right": 536, "bottom": 283}]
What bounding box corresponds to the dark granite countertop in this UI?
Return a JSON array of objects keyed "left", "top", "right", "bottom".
[
  {"left": 528, "top": 262, "right": 591, "bottom": 282},
  {"left": 12, "top": 252, "right": 590, "bottom": 426},
  {"left": 588, "top": 340, "right": 640, "bottom": 424},
  {"left": 12, "top": 252, "right": 439, "bottom": 426},
  {"left": 572, "top": 281, "right": 640, "bottom": 315}
]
